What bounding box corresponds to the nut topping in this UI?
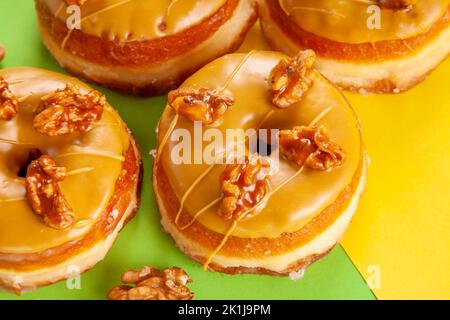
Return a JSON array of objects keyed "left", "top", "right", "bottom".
[
  {"left": 108, "top": 266, "right": 194, "bottom": 300},
  {"left": 25, "top": 155, "right": 74, "bottom": 230},
  {"left": 34, "top": 84, "right": 105, "bottom": 136},
  {"left": 279, "top": 125, "right": 345, "bottom": 171},
  {"left": 269, "top": 50, "right": 316, "bottom": 109},
  {"left": 377, "top": 0, "right": 416, "bottom": 10},
  {"left": 219, "top": 155, "right": 270, "bottom": 221},
  {"left": 168, "top": 88, "right": 234, "bottom": 125},
  {"left": 0, "top": 77, "right": 19, "bottom": 121}
]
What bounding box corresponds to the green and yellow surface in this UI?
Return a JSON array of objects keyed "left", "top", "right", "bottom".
[{"left": 0, "top": 1, "right": 448, "bottom": 300}]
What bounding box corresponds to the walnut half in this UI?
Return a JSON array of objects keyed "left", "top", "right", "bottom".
[
  {"left": 219, "top": 154, "right": 271, "bottom": 221},
  {"left": 108, "top": 266, "right": 194, "bottom": 300},
  {"left": 0, "top": 77, "right": 19, "bottom": 121},
  {"left": 168, "top": 88, "right": 234, "bottom": 125},
  {"left": 34, "top": 84, "right": 105, "bottom": 136},
  {"left": 269, "top": 50, "right": 316, "bottom": 109},
  {"left": 25, "top": 155, "right": 74, "bottom": 230},
  {"left": 279, "top": 125, "right": 345, "bottom": 171}
]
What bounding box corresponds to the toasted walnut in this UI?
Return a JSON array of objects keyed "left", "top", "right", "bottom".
[
  {"left": 108, "top": 266, "right": 194, "bottom": 300},
  {"left": 269, "top": 50, "right": 316, "bottom": 109},
  {"left": 219, "top": 155, "right": 270, "bottom": 221},
  {"left": 0, "top": 77, "right": 18, "bottom": 121},
  {"left": 25, "top": 155, "right": 74, "bottom": 230},
  {"left": 279, "top": 125, "right": 345, "bottom": 171},
  {"left": 377, "top": 0, "right": 416, "bottom": 10},
  {"left": 168, "top": 88, "right": 234, "bottom": 125},
  {"left": 34, "top": 84, "right": 105, "bottom": 136}
]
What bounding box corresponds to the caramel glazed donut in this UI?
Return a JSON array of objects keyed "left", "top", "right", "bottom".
[
  {"left": 153, "top": 50, "right": 368, "bottom": 276},
  {"left": 35, "top": 0, "right": 258, "bottom": 96},
  {"left": 0, "top": 67, "right": 142, "bottom": 294},
  {"left": 259, "top": 0, "right": 450, "bottom": 93}
]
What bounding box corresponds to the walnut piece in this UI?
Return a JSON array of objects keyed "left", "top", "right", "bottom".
[
  {"left": 25, "top": 155, "right": 74, "bottom": 230},
  {"left": 0, "top": 77, "right": 18, "bottom": 121},
  {"left": 168, "top": 88, "right": 234, "bottom": 125},
  {"left": 269, "top": 50, "right": 316, "bottom": 108},
  {"left": 108, "top": 266, "right": 194, "bottom": 300},
  {"left": 219, "top": 154, "right": 270, "bottom": 221},
  {"left": 377, "top": 0, "right": 416, "bottom": 10},
  {"left": 279, "top": 125, "right": 345, "bottom": 171},
  {"left": 34, "top": 84, "right": 105, "bottom": 136}
]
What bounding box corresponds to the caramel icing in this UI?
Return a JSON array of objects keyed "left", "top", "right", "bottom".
[
  {"left": 277, "top": 0, "right": 450, "bottom": 43},
  {"left": 158, "top": 51, "right": 362, "bottom": 239},
  {"left": 43, "top": 0, "right": 228, "bottom": 42},
  {"left": 0, "top": 67, "right": 130, "bottom": 254}
]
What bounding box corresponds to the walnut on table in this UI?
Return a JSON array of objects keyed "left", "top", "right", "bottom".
[
  {"left": 0, "top": 77, "right": 19, "bottom": 121},
  {"left": 269, "top": 50, "right": 316, "bottom": 109},
  {"left": 34, "top": 84, "right": 105, "bottom": 136},
  {"left": 219, "top": 154, "right": 271, "bottom": 221},
  {"left": 25, "top": 155, "right": 74, "bottom": 230},
  {"left": 108, "top": 266, "right": 194, "bottom": 300},
  {"left": 168, "top": 88, "right": 234, "bottom": 125},
  {"left": 279, "top": 125, "right": 345, "bottom": 171}
]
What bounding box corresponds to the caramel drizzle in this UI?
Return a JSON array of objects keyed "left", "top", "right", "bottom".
[
  {"left": 159, "top": 0, "right": 180, "bottom": 31},
  {"left": 0, "top": 198, "right": 26, "bottom": 203},
  {"left": 55, "top": 2, "right": 65, "bottom": 17},
  {"left": 279, "top": 0, "right": 394, "bottom": 19},
  {"left": 7, "top": 79, "right": 26, "bottom": 86},
  {"left": 74, "top": 219, "right": 95, "bottom": 228},
  {"left": 61, "top": 0, "right": 133, "bottom": 50},
  {"left": 0, "top": 138, "right": 34, "bottom": 146},
  {"left": 56, "top": 151, "right": 125, "bottom": 161},
  {"left": 66, "top": 167, "right": 95, "bottom": 176},
  {"left": 155, "top": 51, "right": 256, "bottom": 168},
  {"left": 202, "top": 104, "right": 336, "bottom": 269}
]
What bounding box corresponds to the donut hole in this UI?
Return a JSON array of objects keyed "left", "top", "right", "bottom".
[
  {"left": 17, "top": 149, "right": 42, "bottom": 178},
  {"left": 255, "top": 139, "right": 273, "bottom": 157}
]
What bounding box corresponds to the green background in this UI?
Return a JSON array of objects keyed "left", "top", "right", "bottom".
[{"left": 0, "top": 0, "right": 374, "bottom": 300}]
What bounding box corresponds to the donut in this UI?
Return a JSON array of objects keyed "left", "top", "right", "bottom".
[
  {"left": 0, "top": 67, "right": 142, "bottom": 294},
  {"left": 259, "top": 0, "right": 450, "bottom": 93},
  {"left": 35, "top": 0, "right": 258, "bottom": 96},
  {"left": 153, "top": 50, "right": 368, "bottom": 275}
]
